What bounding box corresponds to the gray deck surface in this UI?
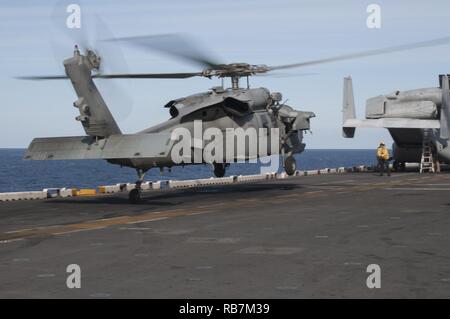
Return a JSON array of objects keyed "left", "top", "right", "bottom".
[{"left": 1, "top": 172, "right": 450, "bottom": 298}]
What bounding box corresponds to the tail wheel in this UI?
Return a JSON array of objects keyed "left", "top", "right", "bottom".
[
  {"left": 128, "top": 188, "right": 141, "bottom": 204},
  {"left": 213, "top": 163, "right": 226, "bottom": 178},
  {"left": 284, "top": 156, "right": 296, "bottom": 176},
  {"left": 393, "top": 160, "right": 400, "bottom": 171},
  {"left": 393, "top": 160, "right": 406, "bottom": 172}
]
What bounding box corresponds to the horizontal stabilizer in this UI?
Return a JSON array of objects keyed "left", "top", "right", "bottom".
[
  {"left": 343, "top": 118, "right": 440, "bottom": 129},
  {"left": 24, "top": 133, "right": 174, "bottom": 160}
]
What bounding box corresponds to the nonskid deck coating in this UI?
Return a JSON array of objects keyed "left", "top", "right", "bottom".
[{"left": 1, "top": 172, "right": 450, "bottom": 298}]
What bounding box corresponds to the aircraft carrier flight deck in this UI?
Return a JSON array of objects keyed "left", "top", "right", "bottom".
[{"left": 1, "top": 171, "right": 450, "bottom": 298}]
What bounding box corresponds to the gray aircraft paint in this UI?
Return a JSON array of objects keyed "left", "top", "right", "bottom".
[{"left": 25, "top": 49, "right": 314, "bottom": 172}]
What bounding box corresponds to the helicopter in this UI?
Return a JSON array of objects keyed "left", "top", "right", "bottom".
[
  {"left": 20, "top": 30, "right": 450, "bottom": 202},
  {"left": 22, "top": 37, "right": 315, "bottom": 203}
]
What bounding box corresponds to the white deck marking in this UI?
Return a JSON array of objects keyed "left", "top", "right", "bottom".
[
  {"left": 36, "top": 274, "right": 56, "bottom": 278},
  {"left": 187, "top": 237, "right": 240, "bottom": 244},
  {"left": 386, "top": 188, "right": 450, "bottom": 191},
  {"left": 236, "top": 246, "right": 304, "bottom": 255}
]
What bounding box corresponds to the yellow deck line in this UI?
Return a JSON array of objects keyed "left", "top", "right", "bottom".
[{"left": 0, "top": 208, "right": 208, "bottom": 241}]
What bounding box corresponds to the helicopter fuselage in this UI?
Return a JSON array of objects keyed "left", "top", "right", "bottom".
[
  {"left": 108, "top": 86, "right": 315, "bottom": 171},
  {"left": 24, "top": 49, "right": 315, "bottom": 183}
]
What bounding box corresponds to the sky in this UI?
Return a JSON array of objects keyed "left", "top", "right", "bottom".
[{"left": 1, "top": 0, "right": 450, "bottom": 148}]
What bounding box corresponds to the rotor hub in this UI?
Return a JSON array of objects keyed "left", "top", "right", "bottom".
[
  {"left": 201, "top": 63, "right": 270, "bottom": 78},
  {"left": 85, "top": 49, "right": 101, "bottom": 70}
]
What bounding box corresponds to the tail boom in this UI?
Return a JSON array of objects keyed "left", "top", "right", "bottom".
[{"left": 64, "top": 48, "right": 121, "bottom": 137}]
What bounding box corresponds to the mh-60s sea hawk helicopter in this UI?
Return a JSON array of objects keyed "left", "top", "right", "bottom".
[
  {"left": 22, "top": 34, "right": 317, "bottom": 203},
  {"left": 21, "top": 33, "right": 450, "bottom": 202}
]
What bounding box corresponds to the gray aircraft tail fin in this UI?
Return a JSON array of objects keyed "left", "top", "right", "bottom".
[
  {"left": 64, "top": 49, "right": 121, "bottom": 137},
  {"left": 440, "top": 75, "right": 450, "bottom": 139},
  {"left": 342, "top": 76, "right": 356, "bottom": 138}
]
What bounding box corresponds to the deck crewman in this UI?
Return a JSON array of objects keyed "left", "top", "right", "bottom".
[{"left": 376, "top": 142, "right": 391, "bottom": 176}]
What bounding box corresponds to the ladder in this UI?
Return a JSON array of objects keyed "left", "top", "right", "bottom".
[{"left": 420, "top": 129, "right": 435, "bottom": 173}]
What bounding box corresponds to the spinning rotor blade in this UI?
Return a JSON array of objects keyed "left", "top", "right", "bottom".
[
  {"left": 50, "top": 1, "right": 89, "bottom": 52},
  {"left": 254, "top": 72, "right": 318, "bottom": 78},
  {"left": 17, "top": 75, "right": 68, "bottom": 80},
  {"left": 94, "top": 72, "right": 203, "bottom": 79},
  {"left": 269, "top": 36, "right": 450, "bottom": 71},
  {"left": 109, "top": 33, "right": 223, "bottom": 69},
  {"left": 24, "top": 1, "right": 134, "bottom": 120},
  {"left": 19, "top": 72, "right": 203, "bottom": 80},
  {"left": 91, "top": 15, "right": 134, "bottom": 120}
]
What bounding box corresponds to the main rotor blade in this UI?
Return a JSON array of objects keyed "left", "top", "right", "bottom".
[
  {"left": 17, "top": 75, "right": 68, "bottom": 80},
  {"left": 18, "top": 72, "right": 203, "bottom": 80},
  {"left": 109, "top": 33, "right": 223, "bottom": 69},
  {"left": 270, "top": 36, "right": 450, "bottom": 71},
  {"left": 51, "top": 0, "right": 90, "bottom": 51},
  {"left": 45, "top": 1, "right": 135, "bottom": 121},
  {"left": 92, "top": 14, "right": 134, "bottom": 121},
  {"left": 254, "top": 72, "right": 318, "bottom": 78},
  {"left": 93, "top": 72, "right": 203, "bottom": 79}
]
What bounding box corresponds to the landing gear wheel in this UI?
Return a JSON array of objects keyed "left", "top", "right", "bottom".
[
  {"left": 393, "top": 160, "right": 406, "bottom": 172},
  {"left": 129, "top": 168, "right": 147, "bottom": 204},
  {"left": 284, "top": 155, "right": 296, "bottom": 176},
  {"left": 393, "top": 160, "right": 400, "bottom": 172},
  {"left": 213, "top": 163, "right": 226, "bottom": 178},
  {"left": 400, "top": 161, "right": 406, "bottom": 171},
  {"left": 128, "top": 188, "right": 141, "bottom": 204}
]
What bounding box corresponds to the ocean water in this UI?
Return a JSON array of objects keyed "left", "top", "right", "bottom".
[{"left": 0, "top": 149, "right": 375, "bottom": 193}]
